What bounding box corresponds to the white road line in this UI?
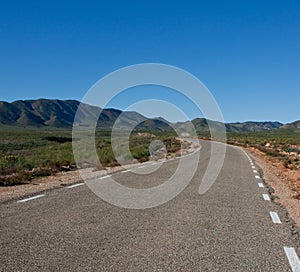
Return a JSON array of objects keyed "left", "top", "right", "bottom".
[
  {"left": 255, "top": 175, "right": 260, "bottom": 179},
  {"left": 270, "top": 211, "right": 282, "bottom": 224},
  {"left": 138, "top": 165, "right": 146, "bottom": 169},
  {"left": 284, "top": 247, "right": 300, "bottom": 272},
  {"left": 17, "top": 194, "right": 45, "bottom": 203},
  {"left": 99, "top": 175, "right": 112, "bottom": 180},
  {"left": 250, "top": 163, "right": 254, "bottom": 166},
  {"left": 258, "top": 183, "right": 264, "bottom": 188},
  {"left": 263, "top": 194, "right": 271, "bottom": 201},
  {"left": 67, "top": 183, "right": 84, "bottom": 188},
  {"left": 121, "top": 169, "right": 130, "bottom": 173},
  {"left": 252, "top": 166, "right": 255, "bottom": 169},
  {"left": 253, "top": 170, "right": 258, "bottom": 173}
]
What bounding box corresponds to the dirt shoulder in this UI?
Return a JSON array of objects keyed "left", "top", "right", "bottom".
[
  {"left": 246, "top": 147, "right": 300, "bottom": 227},
  {"left": 0, "top": 168, "right": 83, "bottom": 203}
]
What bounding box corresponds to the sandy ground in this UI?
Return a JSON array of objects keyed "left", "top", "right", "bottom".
[{"left": 246, "top": 147, "right": 300, "bottom": 227}]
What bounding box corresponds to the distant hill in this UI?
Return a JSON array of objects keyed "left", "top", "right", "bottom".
[
  {"left": 0, "top": 99, "right": 147, "bottom": 129},
  {"left": 278, "top": 120, "right": 300, "bottom": 132},
  {"left": 0, "top": 99, "right": 292, "bottom": 133},
  {"left": 135, "top": 119, "right": 174, "bottom": 132},
  {"left": 0, "top": 99, "right": 82, "bottom": 127},
  {"left": 173, "top": 118, "right": 283, "bottom": 133},
  {"left": 225, "top": 121, "right": 283, "bottom": 132}
]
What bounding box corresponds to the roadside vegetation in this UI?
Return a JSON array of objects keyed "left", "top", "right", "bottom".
[
  {"left": 196, "top": 129, "right": 300, "bottom": 172},
  {"left": 226, "top": 130, "right": 300, "bottom": 199},
  {"left": 227, "top": 130, "right": 300, "bottom": 170},
  {"left": 0, "top": 128, "right": 181, "bottom": 186}
]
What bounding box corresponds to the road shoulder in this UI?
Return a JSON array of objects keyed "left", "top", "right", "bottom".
[{"left": 246, "top": 147, "right": 300, "bottom": 227}]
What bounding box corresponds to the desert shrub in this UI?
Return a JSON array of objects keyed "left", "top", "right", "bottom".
[
  {"left": 283, "top": 147, "right": 300, "bottom": 154},
  {"left": 283, "top": 158, "right": 292, "bottom": 169},
  {"left": 44, "top": 136, "right": 72, "bottom": 143},
  {"left": 130, "top": 146, "right": 150, "bottom": 161},
  {"left": 0, "top": 170, "right": 32, "bottom": 186}
]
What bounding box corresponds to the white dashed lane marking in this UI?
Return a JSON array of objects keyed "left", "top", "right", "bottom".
[
  {"left": 17, "top": 194, "right": 45, "bottom": 203},
  {"left": 244, "top": 149, "right": 297, "bottom": 267},
  {"left": 263, "top": 194, "right": 271, "bottom": 201},
  {"left": 99, "top": 175, "right": 112, "bottom": 180},
  {"left": 284, "top": 247, "right": 300, "bottom": 272},
  {"left": 270, "top": 211, "right": 282, "bottom": 224},
  {"left": 67, "top": 183, "right": 84, "bottom": 188},
  {"left": 121, "top": 169, "right": 130, "bottom": 173}
]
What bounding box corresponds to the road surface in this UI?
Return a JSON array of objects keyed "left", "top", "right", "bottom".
[{"left": 1, "top": 140, "right": 300, "bottom": 271}]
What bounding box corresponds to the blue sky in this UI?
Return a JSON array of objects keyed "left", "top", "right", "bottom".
[{"left": 0, "top": 0, "right": 299, "bottom": 123}]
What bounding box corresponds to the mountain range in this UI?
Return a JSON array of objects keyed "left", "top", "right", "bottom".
[{"left": 0, "top": 99, "right": 298, "bottom": 133}]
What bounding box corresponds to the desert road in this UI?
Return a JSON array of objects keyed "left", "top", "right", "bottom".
[{"left": 1, "top": 140, "right": 300, "bottom": 271}]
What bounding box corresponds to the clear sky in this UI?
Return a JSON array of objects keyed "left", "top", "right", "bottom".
[{"left": 0, "top": 0, "right": 299, "bottom": 123}]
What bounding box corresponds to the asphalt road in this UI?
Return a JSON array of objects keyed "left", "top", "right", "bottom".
[{"left": 1, "top": 140, "right": 300, "bottom": 271}]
